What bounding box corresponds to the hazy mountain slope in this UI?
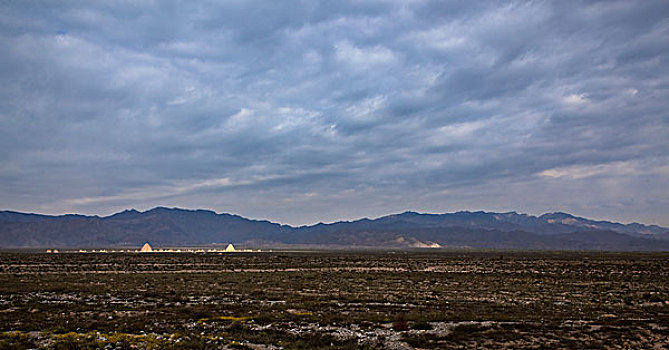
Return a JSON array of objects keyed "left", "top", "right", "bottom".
[
  {"left": 105, "top": 207, "right": 288, "bottom": 244},
  {"left": 0, "top": 207, "right": 667, "bottom": 250},
  {"left": 0, "top": 208, "right": 288, "bottom": 247},
  {"left": 286, "top": 211, "right": 669, "bottom": 241},
  {"left": 0, "top": 215, "right": 190, "bottom": 247},
  {"left": 298, "top": 225, "right": 669, "bottom": 251}
]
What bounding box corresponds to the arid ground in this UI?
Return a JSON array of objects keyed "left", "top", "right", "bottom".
[{"left": 1, "top": 251, "right": 668, "bottom": 349}]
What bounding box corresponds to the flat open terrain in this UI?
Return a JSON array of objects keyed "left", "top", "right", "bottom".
[{"left": 1, "top": 251, "right": 668, "bottom": 349}]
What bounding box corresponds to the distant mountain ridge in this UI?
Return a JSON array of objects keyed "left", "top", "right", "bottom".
[{"left": 1, "top": 207, "right": 668, "bottom": 251}]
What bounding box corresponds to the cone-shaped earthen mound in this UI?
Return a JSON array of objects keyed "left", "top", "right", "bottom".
[{"left": 140, "top": 242, "right": 153, "bottom": 252}]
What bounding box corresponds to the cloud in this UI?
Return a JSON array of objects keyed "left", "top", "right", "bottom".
[
  {"left": 537, "top": 160, "right": 668, "bottom": 180},
  {"left": 334, "top": 40, "right": 397, "bottom": 69},
  {"left": 562, "top": 93, "right": 589, "bottom": 106},
  {"left": 1, "top": 1, "right": 668, "bottom": 226}
]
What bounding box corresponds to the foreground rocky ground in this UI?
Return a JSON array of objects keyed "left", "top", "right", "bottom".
[{"left": 0, "top": 251, "right": 668, "bottom": 349}]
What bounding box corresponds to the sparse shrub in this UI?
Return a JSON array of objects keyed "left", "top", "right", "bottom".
[
  {"left": 392, "top": 315, "right": 409, "bottom": 331},
  {"left": 445, "top": 323, "right": 489, "bottom": 342},
  {"left": 227, "top": 341, "right": 252, "bottom": 349},
  {"left": 412, "top": 319, "right": 433, "bottom": 330},
  {"left": 402, "top": 333, "right": 450, "bottom": 349}
]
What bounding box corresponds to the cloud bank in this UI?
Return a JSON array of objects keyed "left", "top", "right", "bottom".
[{"left": 1, "top": 1, "right": 668, "bottom": 225}]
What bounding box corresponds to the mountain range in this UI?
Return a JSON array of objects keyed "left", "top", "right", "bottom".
[{"left": 1, "top": 207, "right": 668, "bottom": 251}]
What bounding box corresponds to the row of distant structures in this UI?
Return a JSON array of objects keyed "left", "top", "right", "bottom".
[{"left": 46, "top": 243, "right": 261, "bottom": 254}]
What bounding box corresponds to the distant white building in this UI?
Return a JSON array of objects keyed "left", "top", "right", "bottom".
[
  {"left": 140, "top": 242, "right": 153, "bottom": 252},
  {"left": 225, "top": 243, "right": 236, "bottom": 252}
]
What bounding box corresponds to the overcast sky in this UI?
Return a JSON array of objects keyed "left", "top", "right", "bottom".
[{"left": 1, "top": 1, "right": 668, "bottom": 226}]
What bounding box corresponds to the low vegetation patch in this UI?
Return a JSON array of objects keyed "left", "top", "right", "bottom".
[{"left": 0, "top": 251, "right": 667, "bottom": 349}]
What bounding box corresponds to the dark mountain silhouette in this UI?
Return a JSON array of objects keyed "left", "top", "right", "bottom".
[{"left": 0, "top": 207, "right": 667, "bottom": 250}]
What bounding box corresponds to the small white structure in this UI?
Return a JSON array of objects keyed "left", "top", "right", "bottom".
[
  {"left": 225, "top": 243, "right": 236, "bottom": 252},
  {"left": 140, "top": 242, "right": 153, "bottom": 252}
]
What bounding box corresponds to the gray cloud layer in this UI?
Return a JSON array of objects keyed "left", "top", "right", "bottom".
[{"left": 1, "top": 1, "right": 668, "bottom": 226}]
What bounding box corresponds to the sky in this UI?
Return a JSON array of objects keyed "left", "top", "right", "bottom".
[{"left": 1, "top": 1, "right": 668, "bottom": 226}]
